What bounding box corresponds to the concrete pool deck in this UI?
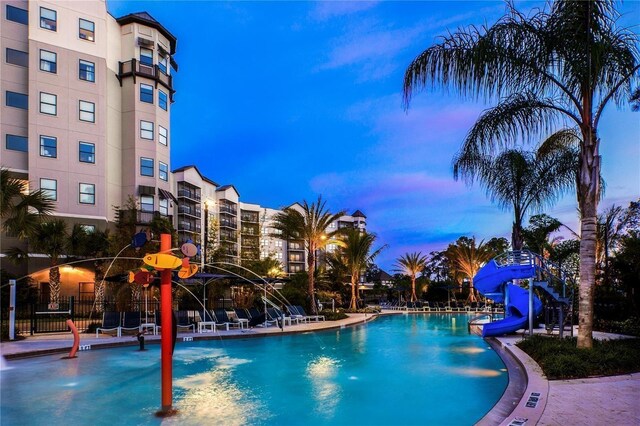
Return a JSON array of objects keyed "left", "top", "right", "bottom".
[{"left": 1, "top": 311, "right": 638, "bottom": 426}]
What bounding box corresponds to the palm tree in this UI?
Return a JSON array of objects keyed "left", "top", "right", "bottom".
[
  {"left": 68, "top": 224, "right": 111, "bottom": 311},
  {"left": 30, "top": 220, "right": 68, "bottom": 304},
  {"left": 446, "top": 237, "right": 493, "bottom": 303},
  {"left": 403, "top": 0, "right": 639, "bottom": 348},
  {"left": 271, "top": 196, "right": 345, "bottom": 313},
  {"left": 1, "top": 168, "right": 55, "bottom": 239},
  {"left": 454, "top": 146, "right": 576, "bottom": 250},
  {"left": 339, "top": 228, "right": 386, "bottom": 309},
  {"left": 395, "top": 252, "right": 428, "bottom": 302}
]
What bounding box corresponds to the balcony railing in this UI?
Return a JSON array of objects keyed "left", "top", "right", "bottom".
[
  {"left": 177, "top": 189, "right": 201, "bottom": 201},
  {"left": 117, "top": 59, "right": 174, "bottom": 100},
  {"left": 178, "top": 205, "right": 202, "bottom": 218},
  {"left": 134, "top": 210, "right": 173, "bottom": 225},
  {"left": 219, "top": 205, "right": 237, "bottom": 215},
  {"left": 241, "top": 214, "right": 259, "bottom": 223},
  {"left": 220, "top": 219, "right": 237, "bottom": 229}
]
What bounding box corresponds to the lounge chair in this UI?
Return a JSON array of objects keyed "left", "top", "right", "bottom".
[
  {"left": 287, "top": 305, "right": 308, "bottom": 323},
  {"left": 96, "top": 311, "right": 121, "bottom": 337},
  {"left": 295, "top": 305, "right": 324, "bottom": 321},
  {"left": 175, "top": 310, "right": 195, "bottom": 333},
  {"left": 120, "top": 311, "right": 141, "bottom": 335},
  {"left": 212, "top": 309, "right": 241, "bottom": 330}
]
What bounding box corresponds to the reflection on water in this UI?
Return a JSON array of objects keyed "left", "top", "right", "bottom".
[
  {"left": 167, "top": 354, "right": 264, "bottom": 426},
  {"left": 306, "top": 356, "right": 341, "bottom": 418},
  {"left": 450, "top": 347, "right": 486, "bottom": 355},
  {"left": 447, "top": 367, "right": 503, "bottom": 377}
]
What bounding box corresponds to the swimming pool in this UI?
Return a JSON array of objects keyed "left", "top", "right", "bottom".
[{"left": 1, "top": 314, "right": 507, "bottom": 425}]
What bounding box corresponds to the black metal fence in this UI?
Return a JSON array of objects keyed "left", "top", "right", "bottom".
[{"left": 1, "top": 295, "right": 239, "bottom": 339}]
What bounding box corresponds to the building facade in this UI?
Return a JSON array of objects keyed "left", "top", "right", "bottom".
[{"left": 1, "top": 1, "right": 177, "bottom": 292}]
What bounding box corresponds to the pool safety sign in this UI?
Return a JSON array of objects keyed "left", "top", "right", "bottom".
[
  {"left": 525, "top": 392, "right": 541, "bottom": 408},
  {"left": 508, "top": 418, "right": 528, "bottom": 426}
]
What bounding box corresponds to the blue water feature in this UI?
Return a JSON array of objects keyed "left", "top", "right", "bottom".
[
  {"left": 1, "top": 314, "right": 507, "bottom": 425},
  {"left": 475, "top": 259, "right": 543, "bottom": 337}
]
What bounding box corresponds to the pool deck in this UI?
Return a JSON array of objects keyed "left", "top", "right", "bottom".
[{"left": 1, "top": 311, "right": 639, "bottom": 426}]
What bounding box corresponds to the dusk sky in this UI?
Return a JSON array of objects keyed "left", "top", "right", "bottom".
[{"left": 108, "top": 1, "right": 640, "bottom": 271}]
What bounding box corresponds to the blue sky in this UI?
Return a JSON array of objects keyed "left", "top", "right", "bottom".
[{"left": 108, "top": 1, "right": 640, "bottom": 271}]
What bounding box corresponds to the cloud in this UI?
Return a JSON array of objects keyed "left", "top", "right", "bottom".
[{"left": 310, "top": 1, "right": 380, "bottom": 22}]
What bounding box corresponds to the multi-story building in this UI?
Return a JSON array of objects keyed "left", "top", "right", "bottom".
[
  {"left": 171, "top": 166, "right": 368, "bottom": 275},
  {"left": 1, "top": 1, "right": 177, "bottom": 293}
]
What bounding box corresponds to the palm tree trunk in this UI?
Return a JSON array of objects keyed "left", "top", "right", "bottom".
[
  {"left": 512, "top": 221, "right": 524, "bottom": 251},
  {"left": 350, "top": 274, "right": 357, "bottom": 310},
  {"left": 467, "top": 279, "right": 477, "bottom": 303},
  {"left": 307, "top": 247, "right": 316, "bottom": 314},
  {"left": 49, "top": 265, "right": 60, "bottom": 304},
  {"left": 94, "top": 261, "right": 105, "bottom": 313},
  {"left": 410, "top": 277, "right": 417, "bottom": 302}
]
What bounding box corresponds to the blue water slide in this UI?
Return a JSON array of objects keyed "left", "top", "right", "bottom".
[{"left": 474, "top": 260, "right": 543, "bottom": 337}]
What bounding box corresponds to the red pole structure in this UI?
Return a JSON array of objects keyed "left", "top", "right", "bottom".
[{"left": 158, "top": 233, "right": 175, "bottom": 416}]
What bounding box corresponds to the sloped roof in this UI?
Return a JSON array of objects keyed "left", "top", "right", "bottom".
[
  {"left": 216, "top": 184, "right": 240, "bottom": 196},
  {"left": 351, "top": 209, "right": 366, "bottom": 218},
  {"left": 172, "top": 165, "right": 218, "bottom": 187}
]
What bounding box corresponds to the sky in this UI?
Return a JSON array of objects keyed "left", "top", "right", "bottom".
[{"left": 108, "top": 1, "right": 640, "bottom": 271}]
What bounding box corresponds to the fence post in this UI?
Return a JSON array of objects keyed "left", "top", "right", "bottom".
[
  {"left": 70, "top": 296, "right": 75, "bottom": 322},
  {"left": 9, "top": 280, "right": 16, "bottom": 340},
  {"left": 30, "top": 302, "right": 35, "bottom": 335}
]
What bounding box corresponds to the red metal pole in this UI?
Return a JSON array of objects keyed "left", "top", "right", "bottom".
[{"left": 159, "top": 233, "right": 174, "bottom": 415}]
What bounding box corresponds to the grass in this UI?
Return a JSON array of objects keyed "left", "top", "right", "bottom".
[{"left": 517, "top": 335, "right": 640, "bottom": 379}]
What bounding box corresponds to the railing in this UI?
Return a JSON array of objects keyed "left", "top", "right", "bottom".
[
  {"left": 117, "top": 59, "right": 174, "bottom": 99},
  {"left": 178, "top": 205, "right": 202, "bottom": 218},
  {"left": 219, "top": 205, "right": 237, "bottom": 215},
  {"left": 177, "top": 189, "right": 201, "bottom": 201},
  {"left": 240, "top": 214, "right": 259, "bottom": 223},
  {"left": 137, "top": 210, "right": 172, "bottom": 224},
  {"left": 220, "top": 220, "right": 237, "bottom": 229}
]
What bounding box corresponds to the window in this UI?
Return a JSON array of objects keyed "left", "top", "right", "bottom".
[
  {"left": 79, "top": 142, "right": 95, "bottom": 163},
  {"left": 140, "top": 121, "right": 154, "bottom": 140},
  {"left": 159, "top": 162, "right": 168, "bottom": 181},
  {"left": 158, "top": 56, "right": 168, "bottom": 74},
  {"left": 40, "top": 178, "right": 57, "bottom": 200},
  {"left": 140, "top": 84, "right": 153, "bottom": 103},
  {"left": 140, "top": 48, "right": 153, "bottom": 66},
  {"left": 6, "top": 134, "right": 28, "bottom": 152},
  {"left": 79, "top": 19, "right": 94, "bottom": 41},
  {"left": 159, "top": 126, "right": 168, "bottom": 146},
  {"left": 140, "top": 195, "right": 154, "bottom": 212},
  {"left": 79, "top": 100, "right": 95, "bottom": 122},
  {"left": 6, "top": 91, "right": 28, "bottom": 110},
  {"left": 40, "top": 7, "right": 56, "bottom": 31},
  {"left": 40, "top": 50, "right": 57, "bottom": 73},
  {"left": 80, "top": 224, "right": 95, "bottom": 233},
  {"left": 159, "top": 198, "right": 169, "bottom": 216},
  {"left": 6, "top": 5, "right": 28, "bottom": 25},
  {"left": 140, "top": 157, "right": 154, "bottom": 177},
  {"left": 79, "top": 183, "right": 95, "bottom": 204},
  {"left": 79, "top": 60, "right": 95, "bottom": 82},
  {"left": 40, "top": 92, "right": 56, "bottom": 115},
  {"left": 159, "top": 90, "right": 168, "bottom": 111},
  {"left": 40, "top": 136, "right": 57, "bottom": 158},
  {"left": 6, "top": 48, "right": 28, "bottom": 67}
]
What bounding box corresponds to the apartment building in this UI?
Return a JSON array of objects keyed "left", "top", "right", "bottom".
[
  {"left": 1, "top": 1, "right": 177, "bottom": 288},
  {"left": 171, "top": 165, "right": 367, "bottom": 274}
]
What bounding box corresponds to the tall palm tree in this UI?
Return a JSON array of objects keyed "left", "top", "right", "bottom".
[
  {"left": 446, "top": 237, "right": 493, "bottom": 303},
  {"left": 395, "top": 252, "right": 428, "bottom": 302},
  {"left": 403, "top": 0, "right": 639, "bottom": 348},
  {"left": 454, "top": 146, "right": 576, "bottom": 250},
  {"left": 271, "top": 196, "right": 345, "bottom": 313},
  {"left": 30, "top": 220, "right": 68, "bottom": 304},
  {"left": 1, "top": 168, "right": 55, "bottom": 239},
  {"left": 339, "top": 228, "right": 386, "bottom": 309}
]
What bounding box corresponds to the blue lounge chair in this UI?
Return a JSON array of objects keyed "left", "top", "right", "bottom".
[
  {"left": 120, "top": 311, "right": 141, "bottom": 335},
  {"left": 96, "top": 311, "right": 121, "bottom": 337}
]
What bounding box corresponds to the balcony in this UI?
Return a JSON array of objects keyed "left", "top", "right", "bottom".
[
  {"left": 219, "top": 205, "right": 237, "bottom": 216},
  {"left": 178, "top": 221, "right": 201, "bottom": 233},
  {"left": 133, "top": 210, "right": 173, "bottom": 225},
  {"left": 177, "top": 188, "right": 201, "bottom": 202},
  {"left": 220, "top": 219, "right": 237, "bottom": 229},
  {"left": 117, "top": 59, "right": 174, "bottom": 100},
  {"left": 241, "top": 213, "right": 259, "bottom": 223},
  {"left": 178, "top": 205, "right": 202, "bottom": 218}
]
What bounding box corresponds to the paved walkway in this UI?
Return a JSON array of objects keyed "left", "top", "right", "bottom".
[{"left": 2, "top": 312, "right": 639, "bottom": 426}]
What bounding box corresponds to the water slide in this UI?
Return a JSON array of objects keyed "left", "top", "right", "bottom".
[{"left": 474, "top": 259, "right": 543, "bottom": 337}]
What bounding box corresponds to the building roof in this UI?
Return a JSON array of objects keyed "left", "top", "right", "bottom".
[
  {"left": 172, "top": 165, "right": 218, "bottom": 187},
  {"left": 216, "top": 184, "right": 240, "bottom": 196},
  {"left": 351, "top": 209, "right": 367, "bottom": 218},
  {"left": 116, "top": 11, "right": 177, "bottom": 55}
]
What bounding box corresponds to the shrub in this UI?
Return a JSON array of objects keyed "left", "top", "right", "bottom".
[
  {"left": 83, "top": 321, "right": 101, "bottom": 334},
  {"left": 517, "top": 335, "right": 640, "bottom": 379},
  {"left": 319, "top": 310, "right": 348, "bottom": 321}
]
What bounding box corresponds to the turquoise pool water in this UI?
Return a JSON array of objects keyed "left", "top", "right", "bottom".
[{"left": 1, "top": 314, "right": 507, "bottom": 425}]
